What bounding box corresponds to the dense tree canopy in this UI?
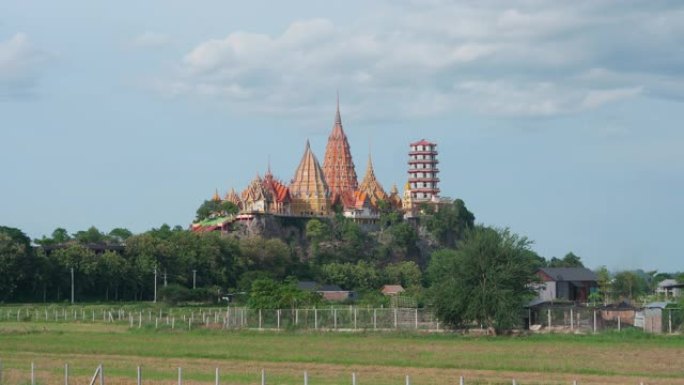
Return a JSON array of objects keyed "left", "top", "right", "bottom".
[{"left": 427, "top": 226, "right": 538, "bottom": 333}]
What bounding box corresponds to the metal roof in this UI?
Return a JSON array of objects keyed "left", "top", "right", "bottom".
[{"left": 538, "top": 267, "right": 598, "bottom": 282}]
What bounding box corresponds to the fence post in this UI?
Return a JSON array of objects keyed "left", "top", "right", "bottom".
[
  {"left": 261, "top": 369, "right": 265, "bottom": 385},
  {"left": 304, "top": 371, "right": 308, "bottom": 385},
  {"left": 334, "top": 309, "right": 338, "bottom": 329},
  {"left": 215, "top": 367, "right": 219, "bottom": 385},
  {"left": 99, "top": 364, "right": 104, "bottom": 385},
  {"left": 31, "top": 361, "right": 35, "bottom": 385},
  {"left": 137, "top": 366, "right": 141, "bottom": 385},
  {"left": 314, "top": 308, "right": 318, "bottom": 330},
  {"left": 547, "top": 308, "right": 551, "bottom": 328},
  {"left": 373, "top": 309, "right": 377, "bottom": 331},
  {"left": 459, "top": 376, "right": 464, "bottom": 385},
  {"left": 352, "top": 372, "right": 357, "bottom": 385},
  {"left": 669, "top": 309, "right": 673, "bottom": 334},
  {"left": 405, "top": 374, "right": 410, "bottom": 385},
  {"left": 353, "top": 308, "right": 357, "bottom": 330},
  {"left": 295, "top": 308, "right": 299, "bottom": 326},
  {"left": 65, "top": 363, "right": 69, "bottom": 385},
  {"left": 618, "top": 316, "right": 621, "bottom": 332},
  {"left": 593, "top": 310, "right": 597, "bottom": 334},
  {"left": 277, "top": 309, "right": 281, "bottom": 330},
  {"left": 512, "top": 379, "right": 516, "bottom": 385},
  {"left": 178, "top": 367, "right": 182, "bottom": 385},
  {"left": 259, "top": 309, "right": 262, "bottom": 330},
  {"left": 415, "top": 308, "right": 418, "bottom": 329},
  {"left": 394, "top": 308, "right": 398, "bottom": 329},
  {"left": 570, "top": 308, "right": 574, "bottom": 330}
]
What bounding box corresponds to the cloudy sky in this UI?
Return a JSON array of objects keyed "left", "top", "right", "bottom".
[{"left": 1, "top": 1, "right": 683, "bottom": 271}]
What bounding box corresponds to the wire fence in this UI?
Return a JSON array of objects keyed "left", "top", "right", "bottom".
[
  {"left": 0, "top": 305, "right": 682, "bottom": 334},
  {"left": 0, "top": 361, "right": 662, "bottom": 385},
  {"left": 527, "top": 306, "right": 684, "bottom": 334},
  {"left": 0, "top": 306, "right": 441, "bottom": 331}
]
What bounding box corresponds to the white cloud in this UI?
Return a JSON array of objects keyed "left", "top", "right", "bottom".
[
  {"left": 154, "top": 1, "right": 684, "bottom": 119},
  {"left": 0, "top": 33, "right": 47, "bottom": 98},
  {"left": 581, "top": 87, "right": 642, "bottom": 109}
]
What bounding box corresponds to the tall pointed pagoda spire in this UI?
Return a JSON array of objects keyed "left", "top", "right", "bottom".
[
  {"left": 323, "top": 94, "right": 358, "bottom": 199},
  {"left": 290, "top": 140, "right": 330, "bottom": 215},
  {"left": 359, "top": 151, "right": 387, "bottom": 206}
]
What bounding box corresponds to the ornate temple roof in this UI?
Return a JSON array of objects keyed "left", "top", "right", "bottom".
[
  {"left": 224, "top": 188, "right": 243, "bottom": 207},
  {"left": 388, "top": 183, "right": 402, "bottom": 209},
  {"left": 212, "top": 189, "right": 221, "bottom": 202},
  {"left": 263, "top": 171, "right": 291, "bottom": 203},
  {"left": 290, "top": 140, "right": 329, "bottom": 199},
  {"left": 322, "top": 96, "right": 358, "bottom": 198},
  {"left": 358, "top": 153, "right": 388, "bottom": 206},
  {"left": 242, "top": 174, "right": 272, "bottom": 202}
]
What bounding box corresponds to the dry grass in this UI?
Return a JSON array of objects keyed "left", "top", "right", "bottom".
[{"left": 1, "top": 322, "right": 683, "bottom": 385}]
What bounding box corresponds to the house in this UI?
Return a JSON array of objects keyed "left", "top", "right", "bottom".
[
  {"left": 297, "top": 281, "right": 355, "bottom": 302},
  {"left": 656, "top": 279, "right": 682, "bottom": 299},
  {"left": 381, "top": 285, "right": 405, "bottom": 296},
  {"left": 535, "top": 267, "right": 599, "bottom": 302}
]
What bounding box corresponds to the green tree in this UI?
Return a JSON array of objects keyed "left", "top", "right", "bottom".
[
  {"left": 595, "top": 266, "right": 612, "bottom": 304},
  {"left": 96, "top": 251, "right": 128, "bottom": 300},
  {"left": 427, "top": 226, "right": 537, "bottom": 333},
  {"left": 384, "top": 261, "right": 422, "bottom": 288},
  {"left": 0, "top": 232, "right": 25, "bottom": 301},
  {"left": 613, "top": 271, "right": 648, "bottom": 301},
  {"left": 320, "top": 261, "right": 381, "bottom": 291},
  {"left": 425, "top": 199, "right": 475, "bottom": 248},
  {"left": 547, "top": 252, "right": 584, "bottom": 267},
  {"left": 73, "top": 226, "right": 107, "bottom": 244},
  {"left": 108, "top": 228, "right": 133, "bottom": 244}
]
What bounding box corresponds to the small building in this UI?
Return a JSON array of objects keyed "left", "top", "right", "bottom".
[
  {"left": 640, "top": 302, "right": 669, "bottom": 334},
  {"left": 535, "top": 267, "right": 598, "bottom": 303},
  {"left": 297, "top": 281, "right": 355, "bottom": 302},
  {"left": 381, "top": 285, "right": 405, "bottom": 296},
  {"left": 601, "top": 301, "right": 638, "bottom": 326},
  {"left": 656, "top": 279, "right": 682, "bottom": 299}
]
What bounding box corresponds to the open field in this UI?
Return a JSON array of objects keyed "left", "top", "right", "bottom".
[{"left": 1, "top": 322, "right": 683, "bottom": 385}]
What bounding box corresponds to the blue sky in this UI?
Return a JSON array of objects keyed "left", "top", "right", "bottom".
[{"left": 1, "top": 1, "right": 683, "bottom": 271}]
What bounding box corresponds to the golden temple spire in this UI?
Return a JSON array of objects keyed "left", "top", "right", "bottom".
[
  {"left": 359, "top": 151, "right": 387, "bottom": 206},
  {"left": 212, "top": 188, "right": 221, "bottom": 202}
]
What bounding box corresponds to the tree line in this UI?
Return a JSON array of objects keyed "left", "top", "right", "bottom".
[{"left": 2, "top": 198, "right": 681, "bottom": 332}]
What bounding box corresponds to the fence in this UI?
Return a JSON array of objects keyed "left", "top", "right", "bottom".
[
  {"left": 0, "top": 306, "right": 441, "bottom": 331},
  {"left": 1, "top": 305, "right": 682, "bottom": 334},
  {"left": 0, "top": 361, "right": 657, "bottom": 385},
  {"left": 528, "top": 306, "right": 684, "bottom": 334}
]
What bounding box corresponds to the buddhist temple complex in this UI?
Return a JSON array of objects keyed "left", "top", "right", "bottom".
[{"left": 191, "top": 98, "right": 451, "bottom": 232}]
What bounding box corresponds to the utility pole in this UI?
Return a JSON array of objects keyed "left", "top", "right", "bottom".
[
  {"left": 192, "top": 269, "right": 197, "bottom": 289},
  {"left": 153, "top": 267, "right": 158, "bottom": 303},
  {"left": 70, "top": 267, "right": 74, "bottom": 304}
]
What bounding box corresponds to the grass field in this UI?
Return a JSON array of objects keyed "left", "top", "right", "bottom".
[{"left": 1, "top": 322, "right": 683, "bottom": 385}]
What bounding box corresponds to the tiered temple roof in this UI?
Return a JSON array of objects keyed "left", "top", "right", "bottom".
[
  {"left": 358, "top": 153, "right": 388, "bottom": 207},
  {"left": 224, "top": 188, "right": 243, "bottom": 210},
  {"left": 322, "top": 97, "right": 358, "bottom": 200},
  {"left": 290, "top": 140, "right": 330, "bottom": 215}
]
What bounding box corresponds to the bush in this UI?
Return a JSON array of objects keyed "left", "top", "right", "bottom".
[{"left": 158, "top": 284, "right": 191, "bottom": 305}]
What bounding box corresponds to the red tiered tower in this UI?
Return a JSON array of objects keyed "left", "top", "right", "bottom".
[
  {"left": 322, "top": 96, "right": 358, "bottom": 200},
  {"left": 407, "top": 139, "right": 440, "bottom": 201}
]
